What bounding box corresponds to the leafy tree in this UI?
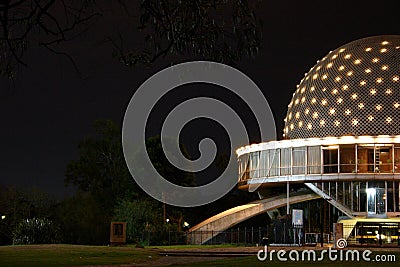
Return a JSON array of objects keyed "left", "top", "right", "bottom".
[
  {"left": 65, "top": 120, "right": 138, "bottom": 213},
  {"left": 12, "top": 217, "right": 61, "bottom": 245},
  {"left": 112, "top": 0, "right": 263, "bottom": 66},
  {"left": 0, "top": 0, "right": 99, "bottom": 78}
]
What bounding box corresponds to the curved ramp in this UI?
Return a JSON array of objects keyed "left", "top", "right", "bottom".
[{"left": 188, "top": 192, "right": 320, "bottom": 244}]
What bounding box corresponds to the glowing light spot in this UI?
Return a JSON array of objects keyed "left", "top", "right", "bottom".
[
  {"left": 393, "top": 76, "right": 399, "bottom": 82},
  {"left": 352, "top": 93, "right": 358, "bottom": 99},
  {"left": 320, "top": 120, "right": 326, "bottom": 126},
  {"left": 332, "top": 54, "right": 338, "bottom": 59},
  {"left": 313, "top": 112, "right": 319, "bottom": 119},
  {"left": 298, "top": 121, "right": 303, "bottom": 127},
  {"left": 305, "top": 108, "right": 310, "bottom": 115},
  {"left": 394, "top": 103, "right": 400, "bottom": 108},
  {"left": 365, "top": 68, "right": 372, "bottom": 73},
  {"left": 327, "top": 63, "right": 333, "bottom": 68},
  {"left": 347, "top": 71, "right": 353, "bottom": 76},
  {"left": 368, "top": 115, "right": 374, "bottom": 121},
  {"left": 313, "top": 74, "right": 318, "bottom": 79},
  {"left": 339, "top": 48, "right": 346, "bottom": 53},
  {"left": 372, "top": 58, "right": 379, "bottom": 63},
  {"left": 386, "top": 117, "right": 393, "bottom": 123},
  {"left": 337, "top": 98, "right": 343, "bottom": 104},
  {"left": 335, "top": 76, "right": 341, "bottom": 82},
  {"left": 332, "top": 89, "right": 338, "bottom": 94},
  {"left": 345, "top": 109, "right": 351, "bottom": 115},
  {"left": 338, "top": 65, "right": 345, "bottom": 71},
  {"left": 322, "top": 74, "right": 328, "bottom": 80},
  {"left": 342, "top": 84, "right": 349, "bottom": 90},
  {"left": 360, "top": 80, "right": 367, "bottom": 86},
  {"left": 288, "top": 113, "right": 292, "bottom": 119},
  {"left": 310, "top": 86, "right": 315, "bottom": 92},
  {"left": 301, "top": 87, "right": 306, "bottom": 93},
  {"left": 329, "top": 108, "right": 336, "bottom": 115},
  {"left": 344, "top": 54, "right": 351, "bottom": 59},
  {"left": 376, "top": 78, "right": 383, "bottom": 84},
  {"left": 381, "top": 65, "right": 389, "bottom": 70},
  {"left": 301, "top": 97, "right": 306, "bottom": 103},
  {"left": 365, "top": 47, "right": 372, "bottom": 52},
  {"left": 370, "top": 89, "right": 377, "bottom": 95},
  {"left": 322, "top": 88, "right": 327, "bottom": 92},
  {"left": 352, "top": 119, "right": 359, "bottom": 126},
  {"left": 380, "top": 48, "right": 387, "bottom": 53},
  {"left": 376, "top": 104, "right": 382, "bottom": 111},
  {"left": 311, "top": 98, "right": 317, "bottom": 104},
  {"left": 321, "top": 99, "right": 328, "bottom": 106},
  {"left": 354, "top": 59, "right": 361, "bottom": 64},
  {"left": 386, "top": 89, "right": 392, "bottom": 95},
  {"left": 382, "top": 41, "right": 389, "bottom": 45},
  {"left": 307, "top": 123, "right": 312, "bottom": 130},
  {"left": 290, "top": 124, "right": 294, "bottom": 130},
  {"left": 295, "top": 112, "right": 300, "bottom": 119},
  {"left": 358, "top": 103, "right": 364, "bottom": 109}
]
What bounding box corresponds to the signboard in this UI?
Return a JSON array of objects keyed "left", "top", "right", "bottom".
[{"left": 292, "top": 209, "right": 303, "bottom": 226}]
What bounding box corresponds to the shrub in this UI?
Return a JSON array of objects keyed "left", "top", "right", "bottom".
[{"left": 12, "top": 218, "right": 61, "bottom": 245}]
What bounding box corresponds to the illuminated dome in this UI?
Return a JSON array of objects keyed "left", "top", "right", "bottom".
[{"left": 284, "top": 35, "right": 400, "bottom": 139}]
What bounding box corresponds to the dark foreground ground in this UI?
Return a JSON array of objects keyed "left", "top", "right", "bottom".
[{"left": 0, "top": 244, "right": 399, "bottom": 267}]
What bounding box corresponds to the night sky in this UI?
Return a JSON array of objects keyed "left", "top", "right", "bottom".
[{"left": 1, "top": 1, "right": 400, "bottom": 197}]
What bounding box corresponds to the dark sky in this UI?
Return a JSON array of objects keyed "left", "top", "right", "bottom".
[{"left": 1, "top": 1, "right": 400, "bottom": 197}]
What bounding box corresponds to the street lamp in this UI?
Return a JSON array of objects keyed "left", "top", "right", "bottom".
[
  {"left": 1, "top": 215, "right": 5, "bottom": 220},
  {"left": 183, "top": 221, "right": 189, "bottom": 228}
]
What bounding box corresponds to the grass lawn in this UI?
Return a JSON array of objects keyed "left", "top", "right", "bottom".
[{"left": 0, "top": 244, "right": 159, "bottom": 267}]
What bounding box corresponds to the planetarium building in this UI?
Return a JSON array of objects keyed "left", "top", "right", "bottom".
[
  {"left": 237, "top": 35, "right": 400, "bottom": 242},
  {"left": 189, "top": 35, "right": 400, "bottom": 245}
]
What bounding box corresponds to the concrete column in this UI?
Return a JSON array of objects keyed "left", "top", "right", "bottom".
[{"left": 333, "top": 223, "right": 343, "bottom": 248}]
